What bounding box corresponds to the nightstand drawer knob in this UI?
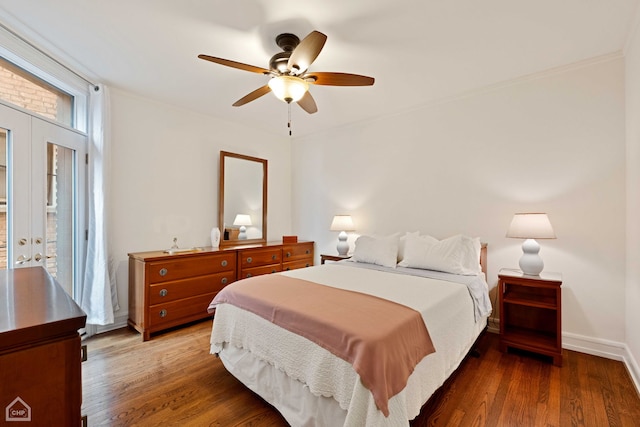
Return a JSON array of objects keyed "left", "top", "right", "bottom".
[
  {"left": 221, "top": 277, "right": 228, "bottom": 285},
  {"left": 159, "top": 289, "right": 168, "bottom": 297},
  {"left": 159, "top": 309, "right": 168, "bottom": 318},
  {"left": 247, "top": 257, "right": 252, "bottom": 263},
  {"left": 221, "top": 260, "right": 228, "bottom": 267},
  {"left": 159, "top": 268, "right": 168, "bottom": 277}
]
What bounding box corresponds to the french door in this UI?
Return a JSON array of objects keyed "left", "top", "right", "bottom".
[{"left": 0, "top": 102, "right": 86, "bottom": 299}]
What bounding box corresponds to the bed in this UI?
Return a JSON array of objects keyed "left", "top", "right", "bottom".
[{"left": 208, "top": 233, "right": 491, "bottom": 426}]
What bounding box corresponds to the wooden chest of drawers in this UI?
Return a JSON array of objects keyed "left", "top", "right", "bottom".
[
  {"left": 128, "top": 249, "right": 236, "bottom": 341},
  {"left": 129, "top": 241, "right": 314, "bottom": 340},
  {"left": 1, "top": 267, "right": 87, "bottom": 426}
]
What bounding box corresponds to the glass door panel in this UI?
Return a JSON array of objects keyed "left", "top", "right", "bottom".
[{"left": 45, "top": 143, "right": 75, "bottom": 295}]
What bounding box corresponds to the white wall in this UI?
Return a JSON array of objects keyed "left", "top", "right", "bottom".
[
  {"left": 292, "top": 57, "right": 626, "bottom": 350},
  {"left": 625, "top": 8, "right": 640, "bottom": 387},
  {"left": 108, "top": 88, "right": 291, "bottom": 322}
]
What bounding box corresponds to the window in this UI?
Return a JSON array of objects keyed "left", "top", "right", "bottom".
[{"left": 0, "top": 56, "right": 73, "bottom": 126}]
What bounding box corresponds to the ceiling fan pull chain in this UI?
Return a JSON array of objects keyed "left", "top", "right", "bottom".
[{"left": 288, "top": 102, "right": 292, "bottom": 136}]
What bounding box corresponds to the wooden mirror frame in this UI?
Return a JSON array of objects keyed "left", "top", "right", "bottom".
[{"left": 219, "top": 151, "right": 267, "bottom": 247}]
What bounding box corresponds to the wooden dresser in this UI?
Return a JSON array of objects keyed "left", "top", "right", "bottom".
[
  {"left": 128, "top": 241, "right": 314, "bottom": 340},
  {"left": 0, "top": 267, "right": 87, "bottom": 426}
]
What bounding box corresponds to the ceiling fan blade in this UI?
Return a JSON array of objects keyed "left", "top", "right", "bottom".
[
  {"left": 232, "top": 85, "right": 272, "bottom": 107},
  {"left": 297, "top": 91, "right": 318, "bottom": 114},
  {"left": 287, "top": 31, "right": 327, "bottom": 74},
  {"left": 305, "top": 72, "right": 375, "bottom": 86},
  {"left": 198, "top": 54, "right": 270, "bottom": 74}
]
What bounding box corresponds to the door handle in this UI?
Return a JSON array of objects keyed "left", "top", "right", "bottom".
[{"left": 16, "top": 255, "right": 32, "bottom": 265}]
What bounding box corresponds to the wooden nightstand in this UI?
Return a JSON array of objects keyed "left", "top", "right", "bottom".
[
  {"left": 320, "top": 254, "right": 351, "bottom": 264},
  {"left": 498, "top": 268, "right": 563, "bottom": 366}
]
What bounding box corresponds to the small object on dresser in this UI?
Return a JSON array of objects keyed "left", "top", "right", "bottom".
[
  {"left": 283, "top": 235, "right": 298, "bottom": 243},
  {"left": 211, "top": 227, "right": 221, "bottom": 248}
]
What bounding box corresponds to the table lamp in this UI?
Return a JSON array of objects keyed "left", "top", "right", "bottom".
[
  {"left": 506, "top": 213, "right": 556, "bottom": 276},
  {"left": 330, "top": 215, "right": 355, "bottom": 256}
]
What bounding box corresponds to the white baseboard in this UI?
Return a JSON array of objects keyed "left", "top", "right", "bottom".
[
  {"left": 563, "top": 331, "right": 640, "bottom": 395},
  {"left": 491, "top": 317, "right": 640, "bottom": 394},
  {"left": 94, "top": 312, "right": 129, "bottom": 335}
]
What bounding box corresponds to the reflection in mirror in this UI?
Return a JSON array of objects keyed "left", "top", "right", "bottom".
[{"left": 219, "top": 151, "right": 267, "bottom": 246}]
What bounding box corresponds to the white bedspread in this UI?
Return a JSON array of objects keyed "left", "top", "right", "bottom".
[{"left": 210, "top": 263, "right": 490, "bottom": 426}]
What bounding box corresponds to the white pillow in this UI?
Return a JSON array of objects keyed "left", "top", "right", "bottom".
[
  {"left": 352, "top": 234, "right": 399, "bottom": 268},
  {"left": 397, "top": 231, "right": 419, "bottom": 263},
  {"left": 398, "top": 234, "right": 482, "bottom": 275}
]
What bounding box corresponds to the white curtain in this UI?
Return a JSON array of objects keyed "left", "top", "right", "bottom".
[{"left": 81, "top": 83, "right": 118, "bottom": 325}]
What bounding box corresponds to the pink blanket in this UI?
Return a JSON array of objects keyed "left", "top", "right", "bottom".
[{"left": 210, "top": 274, "right": 435, "bottom": 416}]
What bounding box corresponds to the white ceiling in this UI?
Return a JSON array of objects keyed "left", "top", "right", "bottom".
[{"left": 0, "top": 0, "right": 638, "bottom": 137}]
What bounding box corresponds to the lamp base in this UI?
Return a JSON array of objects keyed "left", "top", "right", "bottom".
[
  {"left": 238, "top": 225, "right": 247, "bottom": 240},
  {"left": 519, "top": 238, "right": 544, "bottom": 276},
  {"left": 336, "top": 231, "right": 349, "bottom": 256}
]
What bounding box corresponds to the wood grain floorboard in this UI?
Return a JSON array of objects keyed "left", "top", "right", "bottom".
[{"left": 81, "top": 320, "right": 640, "bottom": 426}]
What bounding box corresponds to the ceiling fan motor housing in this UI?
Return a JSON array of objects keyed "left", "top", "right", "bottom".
[{"left": 270, "top": 33, "right": 300, "bottom": 73}]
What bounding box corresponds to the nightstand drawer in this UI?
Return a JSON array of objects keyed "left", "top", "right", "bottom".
[{"left": 148, "top": 272, "right": 235, "bottom": 305}]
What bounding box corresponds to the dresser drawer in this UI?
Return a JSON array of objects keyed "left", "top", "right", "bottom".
[
  {"left": 283, "top": 259, "right": 313, "bottom": 271},
  {"left": 148, "top": 293, "right": 216, "bottom": 328},
  {"left": 239, "top": 248, "right": 281, "bottom": 268},
  {"left": 282, "top": 242, "right": 314, "bottom": 261},
  {"left": 240, "top": 264, "right": 282, "bottom": 279},
  {"left": 146, "top": 253, "right": 236, "bottom": 283},
  {"left": 148, "top": 272, "right": 235, "bottom": 305}
]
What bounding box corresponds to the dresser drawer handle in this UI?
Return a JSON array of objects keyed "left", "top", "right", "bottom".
[
  {"left": 221, "top": 277, "right": 228, "bottom": 285},
  {"left": 272, "top": 254, "right": 278, "bottom": 260},
  {"left": 246, "top": 273, "right": 252, "bottom": 278},
  {"left": 271, "top": 269, "right": 277, "bottom": 273},
  {"left": 159, "top": 309, "right": 168, "bottom": 318},
  {"left": 247, "top": 257, "right": 252, "bottom": 263},
  {"left": 285, "top": 267, "right": 290, "bottom": 271},
  {"left": 159, "top": 268, "right": 168, "bottom": 277},
  {"left": 305, "top": 263, "right": 310, "bottom": 267},
  {"left": 159, "top": 289, "right": 168, "bottom": 297},
  {"left": 286, "top": 252, "right": 291, "bottom": 258},
  {"left": 305, "top": 249, "right": 310, "bottom": 254},
  {"left": 221, "top": 260, "right": 228, "bottom": 267}
]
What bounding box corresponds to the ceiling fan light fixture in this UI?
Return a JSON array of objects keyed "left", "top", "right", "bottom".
[{"left": 268, "top": 75, "right": 309, "bottom": 103}]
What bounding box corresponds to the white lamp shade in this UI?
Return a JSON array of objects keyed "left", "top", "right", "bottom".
[
  {"left": 330, "top": 215, "right": 355, "bottom": 232},
  {"left": 233, "top": 214, "right": 252, "bottom": 226},
  {"left": 268, "top": 76, "right": 309, "bottom": 103},
  {"left": 506, "top": 213, "right": 556, "bottom": 239},
  {"left": 506, "top": 213, "right": 556, "bottom": 276}
]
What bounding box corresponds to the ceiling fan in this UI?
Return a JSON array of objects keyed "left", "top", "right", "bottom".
[{"left": 198, "top": 30, "right": 375, "bottom": 116}]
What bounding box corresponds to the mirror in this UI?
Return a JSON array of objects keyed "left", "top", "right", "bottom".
[{"left": 219, "top": 151, "right": 267, "bottom": 246}]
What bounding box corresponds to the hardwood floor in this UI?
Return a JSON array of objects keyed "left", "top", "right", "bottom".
[{"left": 82, "top": 320, "right": 640, "bottom": 426}]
